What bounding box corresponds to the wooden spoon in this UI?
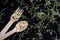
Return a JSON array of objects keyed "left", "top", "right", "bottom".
[{"left": 1, "top": 21, "right": 28, "bottom": 40}]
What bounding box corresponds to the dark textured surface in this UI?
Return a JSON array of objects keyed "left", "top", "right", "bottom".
[{"left": 0, "top": 0, "right": 60, "bottom": 40}]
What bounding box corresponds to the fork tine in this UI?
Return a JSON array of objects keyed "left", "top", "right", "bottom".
[
  {"left": 17, "top": 8, "right": 20, "bottom": 12},
  {"left": 18, "top": 9, "right": 22, "bottom": 12},
  {"left": 16, "top": 8, "right": 19, "bottom": 12},
  {"left": 20, "top": 9, "right": 24, "bottom": 13},
  {"left": 18, "top": 9, "right": 24, "bottom": 14},
  {"left": 16, "top": 8, "right": 24, "bottom": 13}
]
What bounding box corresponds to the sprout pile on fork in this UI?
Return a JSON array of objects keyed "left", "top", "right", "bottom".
[{"left": 0, "top": 8, "right": 28, "bottom": 40}]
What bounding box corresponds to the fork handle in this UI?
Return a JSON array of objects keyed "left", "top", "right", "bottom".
[{"left": 0, "top": 19, "right": 15, "bottom": 36}]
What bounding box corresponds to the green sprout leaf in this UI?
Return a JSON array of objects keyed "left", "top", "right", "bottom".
[
  {"left": 46, "top": 0, "right": 51, "bottom": 5},
  {"left": 21, "top": 15, "right": 27, "bottom": 19},
  {"left": 35, "top": 12, "right": 45, "bottom": 19},
  {"left": 50, "top": 15, "right": 55, "bottom": 23},
  {"left": 52, "top": 10, "right": 59, "bottom": 15},
  {"left": 55, "top": 2, "right": 60, "bottom": 6}
]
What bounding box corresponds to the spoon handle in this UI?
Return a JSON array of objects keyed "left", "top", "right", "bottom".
[
  {"left": 2, "top": 29, "right": 15, "bottom": 39},
  {"left": 0, "top": 20, "right": 14, "bottom": 36}
]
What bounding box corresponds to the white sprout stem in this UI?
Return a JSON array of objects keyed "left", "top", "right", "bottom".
[
  {"left": 0, "top": 19, "right": 15, "bottom": 36},
  {"left": 2, "top": 29, "right": 15, "bottom": 39}
]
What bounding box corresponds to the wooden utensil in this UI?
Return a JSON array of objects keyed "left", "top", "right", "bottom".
[
  {"left": 0, "top": 8, "right": 24, "bottom": 36},
  {"left": 1, "top": 21, "right": 28, "bottom": 40}
]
